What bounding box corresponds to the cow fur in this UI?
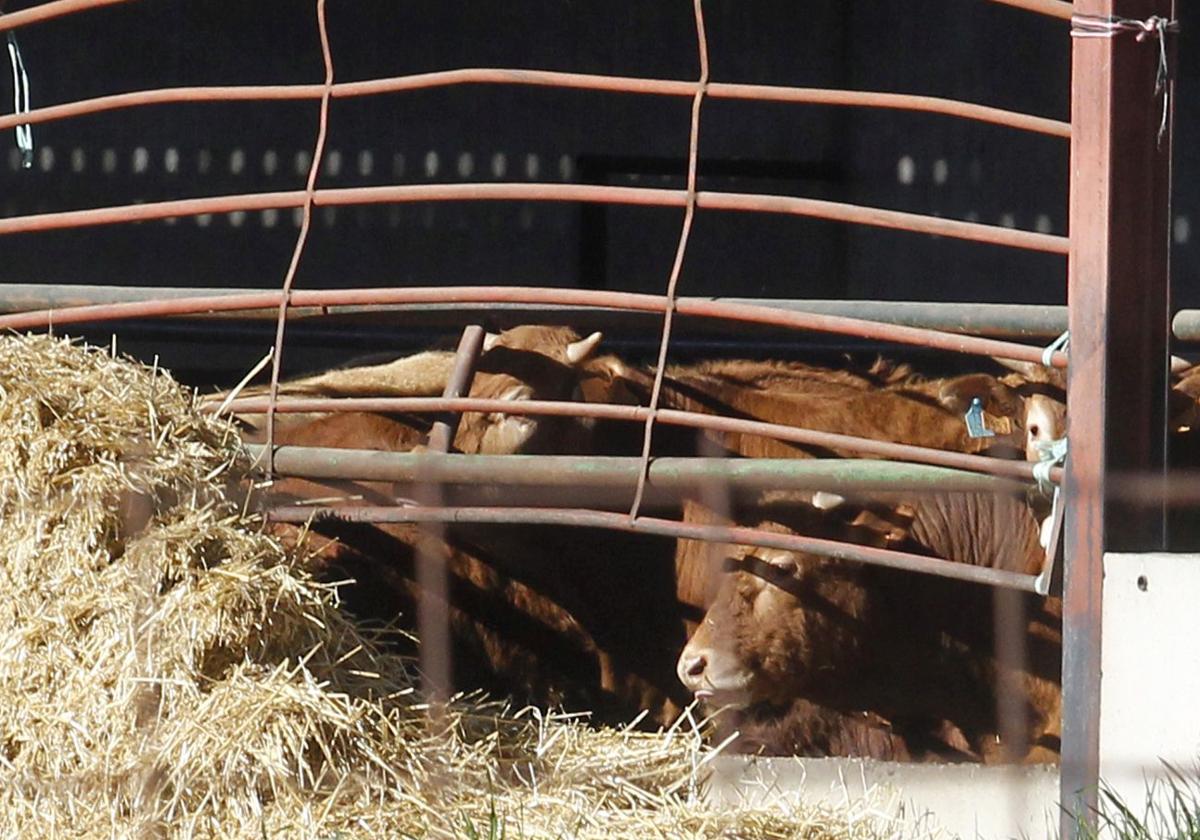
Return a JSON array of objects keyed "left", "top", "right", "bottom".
[{"left": 675, "top": 493, "right": 1062, "bottom": 763}]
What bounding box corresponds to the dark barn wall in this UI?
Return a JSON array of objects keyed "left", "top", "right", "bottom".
[{"left": 0, "top": 2, "right": 1194, "bottom": 342}]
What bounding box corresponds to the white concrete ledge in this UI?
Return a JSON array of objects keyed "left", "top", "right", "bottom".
[{"left": 706, "top": 754, "right": 1059, "bottom": 840}]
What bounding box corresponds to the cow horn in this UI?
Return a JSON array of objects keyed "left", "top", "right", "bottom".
[
  {"left": 565, "top": 331, "right": 603, "bottom": 365},
  {"left": 482, "top": 331, "right": 502, "bottom": 353},
  {"left": 992, "top": 357, "right": 1041, "bottom": 379}
]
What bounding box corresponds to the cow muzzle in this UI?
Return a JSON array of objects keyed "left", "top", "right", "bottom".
[{"left": 676, "top": 639, "right": 753, "bottom": 708}]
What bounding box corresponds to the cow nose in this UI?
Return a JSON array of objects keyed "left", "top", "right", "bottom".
[{"left": 677, "top": 650, "right": 708, "bottom": 690}]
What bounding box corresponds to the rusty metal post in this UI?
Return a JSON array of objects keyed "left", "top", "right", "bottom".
[
  {"left": 1062, "top": 2, "right": 1175, "bottom": 834},
  {"left": 416, "top": 325, "right": 485, "bottom": 702}
]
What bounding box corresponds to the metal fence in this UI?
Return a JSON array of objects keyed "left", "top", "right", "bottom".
[{"left": 0, "top": 0, "right": 1181, "bottom": 836}]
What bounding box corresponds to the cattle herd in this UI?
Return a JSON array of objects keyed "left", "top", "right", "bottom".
[{"left": 213, "top": 325, "right": 1198, "bottom": 766}]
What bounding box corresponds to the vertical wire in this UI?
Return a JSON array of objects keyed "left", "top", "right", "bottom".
[
  {"left": 628, "top": 0, "right": 709, "bottom": 520},
  {"left": 263, "top": 0, "right": 334, "bottom": 475}
]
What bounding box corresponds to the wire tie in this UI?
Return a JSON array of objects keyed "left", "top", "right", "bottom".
[
  {"left": 4, "top": 32, "right": 32, "bottom": 168},
  {"left": 1041, "top": 329, "right": 1069, "bottom": 367},
  {"left": 1071, "top": 13, "right": 1180, "bottom": 145},
  {"left": 1033, "top": 437, "right": 1068, "bottom": 496}
]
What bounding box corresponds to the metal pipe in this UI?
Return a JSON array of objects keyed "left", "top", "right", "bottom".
[
  {"left": 0, "top": 183, "right": 1069, "bottom": 255},
  {"left": 0, "top": 71, "right": 1070, "bottom": 138},
  {"left": 0, "top": 286, "right": 1069, "bottom": 367},
  {"left": 233, "top": 403, "right": 1061, "bottom": 484},
  {"left": 985, "top": 0, "right": 1074, "bottom": 20},
  {"left": 426, "top": 325, "right": 486, "bottom": 452},
  {"left": 1060, "top": 0, "right": 1175, "bottom": 833},
  {"left": 247, "top": 448, "right": 1031, "bottom": 494},
  {"left": 0, "top": 285, "right": 1076, "bottom": 340},
  {"left": 1171, "top": 310, "right": 1200, "bottom": 343},
  {"left": 266, "top": 503, "right": 1042, "bottom": 592},
  {"left": 0, "top": 0, "right": 134, "bottom": 32}
]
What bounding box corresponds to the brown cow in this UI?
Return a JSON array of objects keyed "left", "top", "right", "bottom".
[
  {"left": 674, "top": 491, "right": 1062, "bottom": 763},
  {"left": 607, "top": 355, "right": 1065, "bottom": 463},
  {"left": 254, "top": 326, "right": 692, "bottom": 722},
  {"left": 244, "top": 332, "right": 1070, "bottom": 737},
  {"left": 229, "top": 324, "right": 607, "bottom": 454},
  {"left": 611, "top": 356, "right": 1068, "bottom": 761}
]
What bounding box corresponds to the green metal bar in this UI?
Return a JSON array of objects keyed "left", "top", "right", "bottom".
[{"left": 248, "top": 446, "right": 1028, "bottom": 496}]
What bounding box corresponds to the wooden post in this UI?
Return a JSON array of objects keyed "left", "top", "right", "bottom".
[{"left": 1062, "top": 1, "right": 1175, "bottom": 834}]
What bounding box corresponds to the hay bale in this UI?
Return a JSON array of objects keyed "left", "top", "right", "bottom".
[{"left": 0, "top": 334, "right": 926, "bottom": 839}]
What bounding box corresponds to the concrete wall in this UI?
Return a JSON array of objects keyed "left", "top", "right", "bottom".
[{"left": 1099, "top": 552, "right": 1200, "bottom": 822}]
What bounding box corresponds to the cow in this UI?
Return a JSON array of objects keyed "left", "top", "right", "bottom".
[
  {"left": 232, "top": 328, "right": 1071, "bottom": 743},
  {"left": 605, "top": 355, "right": 1065, "bottom": 463},
  {"left": 606, "top": 356, "right": 1069, "bottom": 762},
  {"left": 673, "top": 491, "right": 1062, "bottom": 763},
  {"left": 250, "top": 326, "right": 694, "bottom": 723},
  {"left": 227, "top": 324, "right": 608, "bottom": 455}
]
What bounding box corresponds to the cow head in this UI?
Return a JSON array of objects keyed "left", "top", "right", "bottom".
[
  {"left": 937, "top": 362, "right": 1066, "bottom": 461},
  {"left": 676, "top": 535, "right": 869, "bottom": 710},
  {"left": 460, "top": 325, "right": 606, "bottom": 454}
]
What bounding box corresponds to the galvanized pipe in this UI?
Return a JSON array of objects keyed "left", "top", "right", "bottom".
[
  {"left": 248, "top": 448, "right": 1031, "bottom": 495},
  {"left": 266, "top": 503, "right": 1042, "bottom": 592},
  {"left": 0, "top": 285, "right": 1069, "bottom": 367},
  {"left": 234, "top": 404, "right": 1061, "bottom": 484},
  {"left": 0, "top": 284, "right": 1077, "bottom": 340}
]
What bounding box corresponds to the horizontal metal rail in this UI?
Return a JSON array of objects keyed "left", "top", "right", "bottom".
[
  {"left": 0, "top": 70, "right": 1070, "bottom": 138},
  {"left": 247, "top": 447, "right": 1035, "bottom": 493},
  {"left": 0, "top": 0, "right": 133, "bottom": 32},
  {"left": 266, "top": 502, "right": 1041, "bottom": 592},
  {"left": 986, "top": 0, "right": 1074, "bottom": 20},
  {"left": 0, "top": 183, "right": 1069, "bottom": 255},
  {"left": 235, "top": 405, "right": 1061, "bottom": 484},
  {"left": 0, "top": 284, "right": 1075, "bottom": 339},
  {"left": 0, "top": 286, "right": 1070, "bottom": 367}
]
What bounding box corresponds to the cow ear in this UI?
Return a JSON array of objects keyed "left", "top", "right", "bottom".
[
  {"left": 565, "top": 331, "right": 603, "bottom": 365},
  {"left": 938, "top": 374, "right": 1012, "bottom": 414},
  {"left": 482, "top": 331, "right": 502, "bottom": 353}
]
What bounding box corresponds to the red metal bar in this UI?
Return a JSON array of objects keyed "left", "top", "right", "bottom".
[
  {"left": 986, "top": 0, "right": 1074, "bottom": 19},
  {"left": 413, "top": 324, "right": 484, "bottom": 703},
  {"left": 266, "top": 504, "right": 1042, "bottom": 592},
  {"left": 426, "top": 325, "right": 486, "bottom": 453},
  {"left": 0, "top": 72, "right": 1070, "bottom": 138},
  {"left": 0, "top": 284, "right": 1081, "bottom": 339},
  {"left": 1062, "top": 0, "right": 1175, "bottom": 833},
  {"left": 0, "top": 183, "right": 1070, "bottom": 254},
  {"left": 630, "top": 0, "right": 708, "bottom": 520},
  {"left": 220, "top": 395, "right": 1063, "bottom": 484},
  {"left": 0, "top": 0, "right": 133, "bottom": 32},
  {"left": 0, "top": 286, "right": 1069, "bottom": 367}
]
